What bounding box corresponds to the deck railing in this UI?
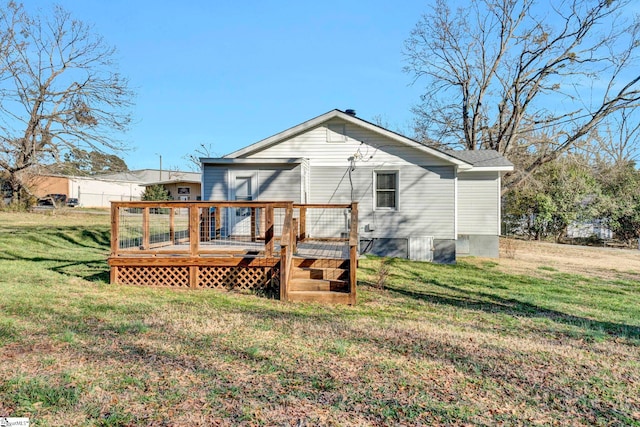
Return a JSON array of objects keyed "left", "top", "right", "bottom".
[
  {"left": 109, "top": 201, "right": 358, "bottom": 302},
  {"left": 111, "top": 201, "right": 294, "bottom": 257}
]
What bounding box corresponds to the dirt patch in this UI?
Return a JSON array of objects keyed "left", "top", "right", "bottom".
[{"left": 491, "top": 238, "right": 640, "bottom": 280}]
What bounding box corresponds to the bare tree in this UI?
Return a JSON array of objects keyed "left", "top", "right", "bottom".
[
  {"left": 183, "top": 143, "right": 219, "bottom": 171},
  {"left": 593, "top": 109, "right": 640, "bottom": 164},
  {"left": 404, "top": 0, "right": 640, "bottom": 191},
  {"left": 0, "top": 2, "right": 133, "bottom": 200}
]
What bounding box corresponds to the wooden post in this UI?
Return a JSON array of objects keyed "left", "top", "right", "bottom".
[
  {"left": 279, "top": 203, "right": 294, "bottom": 302},
  {"left": 109, "top": 203, "right": 120, "bottom": 284},
  {"left": 189, "top": 204, "right": 199, "bottom": 256},
  {"left": 265, "top": 205, "right": 274, "bottom": 257},
  {"left": 110, "top": 203, "right": 119, "bottom": 256},
  {"left": 280, "top": 246, "right": 288, "bottom": 301},
  {"left": 142, "top": 207, "right": 150, "bottom": 250},
  {"left": 349, "top": 202, "right": 358, "bottom": 305},
  {"left": 189, "top": 265, "right": 198, "bottom": 289},
  {"left": 299, "top": 206, "right": 307, "bottom": 241}
]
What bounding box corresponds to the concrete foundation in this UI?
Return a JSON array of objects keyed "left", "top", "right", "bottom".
[
  {"left": 360, "top": 237, "right": 457, "bottom": 264},
  {"left": 456, "top": 234, "right": 499, "bottom": 258},
  {"left": 433, "top": 239, "right": 456, "bottom": 264},
  {"left": 360, "top": 238, "right": 408, "bottom": 258}
]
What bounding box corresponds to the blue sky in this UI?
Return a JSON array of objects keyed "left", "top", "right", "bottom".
[{"left": 26, "top": 1, "right": 428, "bottom": 171}]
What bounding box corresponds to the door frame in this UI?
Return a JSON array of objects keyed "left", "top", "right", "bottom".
[{"left": 227, "top": 170, "right": 258, "bottom": 237}]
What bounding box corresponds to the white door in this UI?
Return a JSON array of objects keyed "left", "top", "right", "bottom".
[{"left": 230, "top": 174, "right": 256, "bottom": 236}]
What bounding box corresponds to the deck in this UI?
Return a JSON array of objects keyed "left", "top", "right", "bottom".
[{"left": 108, "top": 201, "right": 358, "bottom": 304}]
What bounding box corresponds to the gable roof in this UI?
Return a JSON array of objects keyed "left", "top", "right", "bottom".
[{"left": 223, "top": 109, "right": 474, "bottom": 169}]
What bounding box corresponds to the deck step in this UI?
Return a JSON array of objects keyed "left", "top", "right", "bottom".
[
  {"left": 287, "top": 290, "right": 351, "bottom": 304},
  {"left": 289, "top": 278, "right": 348, "bottom": 292},
  {"left": 292, "top": 267, "right": 348, "bottom": 281},
  {"left": 293, "top": 258, "right": 349, "bottom": 269}
]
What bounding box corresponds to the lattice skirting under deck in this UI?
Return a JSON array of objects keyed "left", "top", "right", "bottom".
[
  {"left": 112, "top": 264, "right": 279, "bottom": 291},
  {"left": 197, "top": 266, "right": 276, "bottom": 290},
  {"left": 116, "top": 265, "right": 191, "bottom": 288}
]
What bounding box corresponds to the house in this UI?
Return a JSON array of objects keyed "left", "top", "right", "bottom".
[
  {"left": 107, "top": 110, "right": 511, "bottom": 303},
  {"left": 140, "top": 178, "right": 202, "bottom": 201},
  {"left": 26, "top": 173, "right": 144, "bottom": 207},
  {"left": 200, "top": 109, "right": 513, "bottom": 262},
  {"left": 24, "top": 169, "right": 201, "bottom": 207},
  {"left": 567, "top": 220, "right": 613, "bottom": 240}
]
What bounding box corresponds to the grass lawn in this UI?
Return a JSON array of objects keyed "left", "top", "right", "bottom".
[{"left": 0, "top": 211, "right": 639, "bottom": 426}]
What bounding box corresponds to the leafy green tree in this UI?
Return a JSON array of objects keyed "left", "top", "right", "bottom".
[
  {"left": 597, "top": 161, "right": 640, "bottom": 242},
  {"left": 504, "top": 156, "right": 603, "bottom": 241},
  {"left": 141, "top": 185, "right": 171, "bottom": 201},
  {"left": 504, "top": 190, "right": 555, "bottom": 240},
  {"left": 59, "top": 148, "right": 128, "bottom": 175},
  {"left": 546, "top": 161, "right": 603, "bottom": 241}
]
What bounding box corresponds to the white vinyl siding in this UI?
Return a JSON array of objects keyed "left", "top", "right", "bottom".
[
  {"left": 241, "top": 119, "right": 452, "bottom": 167},
  {"left": 458, "top": 171, "right": 500, "bottom": 235},
  {"left": 202, "top": 164, "right": 302, "bottom": 203},
  {"left": 310, "top": 165, "right": 455, "bottom": 240},
  {"left": 257, "top": 166, "right": 302, "bottom": 202},
  {"left": 202, "top": 117, "right": 462, "bottom": 241},
  {"left": 202, "top": 166, "right": 228, "bottom": 200}
]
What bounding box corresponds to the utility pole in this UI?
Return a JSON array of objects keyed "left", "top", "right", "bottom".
[{"left": 155, "top": 153, "right": 162, "bottom": 181}]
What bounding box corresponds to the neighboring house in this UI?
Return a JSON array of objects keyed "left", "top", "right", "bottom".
[
  {"left": 140, "top": 179, "right": 202, "bottom": 201},
  {"left": 28, "top": 174, "right": 144, "bottom": 207},
  {"left": 26, "top": 169, "right": 201, "bottom": 207},
  {"left": 567, "top": 220, "right": 613, "bottom": 240},
  {"left": 201, "top": 109, "right": 513, "bottom": 262}
]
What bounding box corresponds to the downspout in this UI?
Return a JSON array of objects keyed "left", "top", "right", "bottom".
[
  {"left": 497, "top": 173, "right": 502, "bottom": 236},
  {"left": 454, "top": 166, "right": 458, "bottom": 239}
]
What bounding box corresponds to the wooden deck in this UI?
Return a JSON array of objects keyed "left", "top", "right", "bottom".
[{"left": 108, "top": 201, "right": 358, "bottom": 304}]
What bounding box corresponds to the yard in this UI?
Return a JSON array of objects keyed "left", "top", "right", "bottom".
[{"left": 0, "top": 211, "right": 639, "bottom": 426}]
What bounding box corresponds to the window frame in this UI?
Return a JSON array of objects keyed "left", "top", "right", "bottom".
[{"left": 373, "top": 170, "right": 399, "bottom": 211}]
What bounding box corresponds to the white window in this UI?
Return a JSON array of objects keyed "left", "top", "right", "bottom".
[
  {"left": 327, "top": 123, "right": 346, "bottom": 142},
  {"left": 375, "top": 171, "right": 398, "bottom": 210},
  {"left": 234, "top": 176, "right": 253, "bottom": 217}
]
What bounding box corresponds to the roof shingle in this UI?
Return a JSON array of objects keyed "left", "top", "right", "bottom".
[{"left": 443, "top": 150, "right": 513, "bottom": 168}]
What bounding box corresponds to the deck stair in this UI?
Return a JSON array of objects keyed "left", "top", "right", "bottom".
[{"left": 287, "top": 258, "right": 351, "bottom": 304}]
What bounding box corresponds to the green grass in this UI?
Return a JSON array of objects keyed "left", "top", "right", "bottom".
[{"left": 1, "top": 211, "right": 639, "bottom": 425}]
